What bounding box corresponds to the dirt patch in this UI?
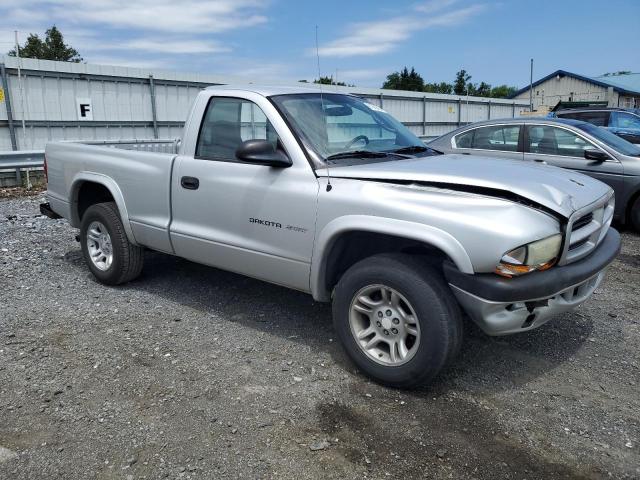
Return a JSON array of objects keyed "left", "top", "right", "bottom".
[
  {"left": 0, "top": 185, "right": 46, "bottom": 200},
  {"left": 616, "top": 253, "right": 640, "bottom": 268}
]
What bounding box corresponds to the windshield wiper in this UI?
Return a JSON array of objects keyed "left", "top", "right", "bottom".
[
  {"left": 388, "top": 145, "right": 430, "bottom": 154},
  {"left": 326, "top": 150, "right": 396, "bottom": 161}
]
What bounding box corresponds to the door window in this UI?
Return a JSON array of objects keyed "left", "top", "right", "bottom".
[
  {"left": 196, "top": 98, "right": 280, "bottom": 161},
  {"left": 558, "top": 111, "right": 609, "bottom": 126},
  {"left": 527, "top": 125, "right": 597, "bottom": 157},
  {"left": 454, "top": 125, "right": 520, "bottom": 152},
  {"left": 610, "top": 111, "right": 640, "bottom": 129},
  {"left": 453, "top": 129, "right": 474, "bottom": 148}
]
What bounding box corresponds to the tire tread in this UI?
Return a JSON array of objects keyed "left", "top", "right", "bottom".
[{"left": 81, "top": 202, "right": 143, "bottom": 285}]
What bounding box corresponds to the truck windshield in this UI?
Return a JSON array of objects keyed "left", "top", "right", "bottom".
[
  {"left": 576, "top": 122, "right": 640, "bottom": 157},
  {"left": 270, "top": 93, "right": 437, "bottom": 164}
]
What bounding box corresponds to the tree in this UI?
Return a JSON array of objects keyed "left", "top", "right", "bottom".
[
  {"left": 313, "top": 76, "right": 349, "bottom": 86},
  {"left": 381, "top": 67, "right": 517, "bottom": 98},
  {"left": 475, "top": 81, "right": 492, "bottom": 97},
  {"left": 489, "top": 84, "right": 517, "bottom": 98},
  {"left": 382, "top": 67, "right": 424, "bottom": 91},
  {"left": 453, "top": 69, "right": 471, "bottom": 95},
  {"left": 8, "top": 26, "right": 82, "bottom": 62},
  {"left": 424, "top": 81, "right": 453, "bottom": 94}
]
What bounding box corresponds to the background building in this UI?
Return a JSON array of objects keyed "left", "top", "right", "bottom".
[{"left": 511, "top": 70, "right": 640, "bottom": 111}]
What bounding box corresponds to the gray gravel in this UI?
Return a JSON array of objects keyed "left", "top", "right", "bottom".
[{"left": 1, "top": 195, "right": 639, "bottom": 479}]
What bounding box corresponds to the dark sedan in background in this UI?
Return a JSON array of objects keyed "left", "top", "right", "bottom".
[
  {"left": 428, "top": 117, "right": 640, "bottom": 230},
  {"left": 551, "top": 107, "right": 640, "bottom": 145}
]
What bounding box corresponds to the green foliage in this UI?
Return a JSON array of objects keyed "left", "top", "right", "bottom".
[
  {"left": 313, "top": 76, "right": 351, "bottom": 86},
  {"left": 8, "top": 26, "right": 82, "bottom": 62},
  {"left": 488, "top": 84, "right": 517, "bottom": 98},
  {"left": 424, "top": 82, "right": 453, "bottom": 94},
  {"left": 382, "top": 66, "right": 517, "bottom": 98},
  {"left": 453, "top": 69, "right": 471, "bottom": 95},
  {"left": 382, "top": 67, "right": 425, "bottom": 92}
]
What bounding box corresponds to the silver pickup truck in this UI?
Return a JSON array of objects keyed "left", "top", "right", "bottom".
[{"left": 41, "top": 85, "right": 621, "bottom": 388}]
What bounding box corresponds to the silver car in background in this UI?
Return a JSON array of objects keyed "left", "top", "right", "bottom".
[{"left": 429, "top": 118, "right": 640, "bottom": 231}]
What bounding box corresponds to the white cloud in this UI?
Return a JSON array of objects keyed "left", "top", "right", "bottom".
[
  {"left": 316, "top": 1, "right": 485, "bottom": 57},
  {"left": 0, "top": 0, "right": 269, "bottom": 63},
  {"left": 413, "top": 0, "right": 459, "bottom": 14},
  {"left": 47, "top": 0, "right": 268, "bottom": 34}
]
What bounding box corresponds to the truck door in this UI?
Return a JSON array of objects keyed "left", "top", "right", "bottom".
[{"left": 170, "top": 95, "right": 319, "bottom": 292}]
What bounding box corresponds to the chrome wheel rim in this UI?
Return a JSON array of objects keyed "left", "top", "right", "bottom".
[
  {"left": 349, "top": 284, "right": 421, "bottom": 366},
  {"left": 86, "top": 221, "right": 113, "bottom": 271}
]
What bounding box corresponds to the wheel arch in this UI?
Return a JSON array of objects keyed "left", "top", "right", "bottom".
[
  {"left": 625, "top": 185, "right": 640, "bottom": 227},
  {"left": 310, "top": 215, "right": 474, "bottom": 302},
  {"left": 69, "top": 173, "right": 138, "bottom": 245}
]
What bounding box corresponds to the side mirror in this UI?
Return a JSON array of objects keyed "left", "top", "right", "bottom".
[
  {"left": 584, "top": 148, "right": 609, "bottom": 162},
  {"left": 235, "top": 140, "right": 292, "bottom": 168}
]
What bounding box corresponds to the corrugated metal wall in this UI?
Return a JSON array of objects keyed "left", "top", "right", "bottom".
[{"left": 0, "top": 56, "right": 529, "bottom": 150}]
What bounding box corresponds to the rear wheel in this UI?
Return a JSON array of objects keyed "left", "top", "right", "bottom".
[
  {"left": 332, "top": 254, "right": 462, "bottom": 388},
  {"left": 80, "top": 202, "right": 144, "bottom": 285}
]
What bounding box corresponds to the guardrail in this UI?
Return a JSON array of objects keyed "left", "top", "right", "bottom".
[
  {"left": 0, "top": 150, "right": 45, "bottom": 185},
  {"left": 0, "top": 139, "right": 180, "bottom": 186}
]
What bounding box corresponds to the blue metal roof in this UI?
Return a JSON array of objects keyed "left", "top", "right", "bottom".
[
  {"left": 510, "top": 70, "right": 640, "bottom": 98},
  {"left": 593, "top": 73, "right": 640, "bottom": 94}
]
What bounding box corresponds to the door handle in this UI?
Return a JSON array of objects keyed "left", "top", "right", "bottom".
[
  {"left": 534, "top": 159, "right": 547, "bottom": 164},
  {"left": 181, "top": 176, "right": 200, "bottom": 190}
]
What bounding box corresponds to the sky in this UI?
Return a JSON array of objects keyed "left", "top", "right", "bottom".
[{"left": 0, "top": 0, "right": 638, "bottom": 89}]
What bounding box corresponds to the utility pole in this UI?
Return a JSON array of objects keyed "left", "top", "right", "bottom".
[
  {"left": 529, "top": 58, "right": 534, "bottom": 112},
  {"left": 15, "top": 30, "right": 27, "bottom": 148}
]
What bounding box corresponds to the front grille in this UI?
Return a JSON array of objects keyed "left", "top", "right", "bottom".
[
  {"left": 561, "top": 194, "right": 614, "bottom": 265},
  {"left": 569, "top": 237, "right": 589, "bottom": 251},
  {"left": 573, "top": 212, "right": 593, "bottom": 231}
]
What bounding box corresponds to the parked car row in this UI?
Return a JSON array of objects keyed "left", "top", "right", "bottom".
[{"left": 429, "top": 117, "right": 640, "bottom": 231}]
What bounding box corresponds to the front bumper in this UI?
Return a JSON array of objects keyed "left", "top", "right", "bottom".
[{"left": 444, "top": 228, "right": 621, "bottom": 335}]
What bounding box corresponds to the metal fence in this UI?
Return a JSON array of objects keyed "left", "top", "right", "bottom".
[
  {"left": 0, "top": 56, "right": 530, "bottom": 185},
  {"left": 0, "top": 56, "right": 529, "bottom": 149}
]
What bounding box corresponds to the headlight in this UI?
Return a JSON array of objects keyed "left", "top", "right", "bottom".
[{"left": 495, "top": 234, "right": 562, "bottom": 277}]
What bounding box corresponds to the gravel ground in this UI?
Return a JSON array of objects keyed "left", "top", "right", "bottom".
[{"left": 1, "top": 195, "right": 639, "bottom": 480}]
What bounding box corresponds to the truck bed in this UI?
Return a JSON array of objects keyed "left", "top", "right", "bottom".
[{"left": 45, "top": 139, "right": 180, "bottom": 253}]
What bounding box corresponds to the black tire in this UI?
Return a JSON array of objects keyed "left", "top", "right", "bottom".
[
  {"left": 629, "top": 196, "right": 640, "bottom": 233},
  {"left": 332, "top": 253, "right": 462, "bottom": 388},
  {"left": 80, "top": 202, "right": 144, "bottom": 285}
]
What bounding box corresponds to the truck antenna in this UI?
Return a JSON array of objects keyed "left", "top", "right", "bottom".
[{"left": 315, "top": 25, "right": 332, "bottom": 192}]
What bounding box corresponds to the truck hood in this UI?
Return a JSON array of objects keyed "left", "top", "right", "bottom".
[{"left": 317, "top": 154, "right": 612, "bottom": 218}]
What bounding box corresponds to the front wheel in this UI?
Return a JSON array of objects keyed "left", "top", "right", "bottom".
[
  {"left": 332, "top": 254, "right": 462, "bottom": 388},
  {"left": 80, "top": 202, "right": 144, "bottom": 285}
]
